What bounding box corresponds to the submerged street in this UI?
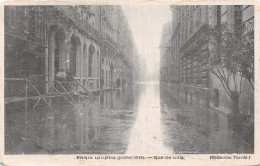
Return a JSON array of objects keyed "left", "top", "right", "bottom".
[
  {"left": 5, "top": 82, "right": 253, "bottom": 154},
  {"left": 4, "top": 5, "right": 254, "bottom": 157}
]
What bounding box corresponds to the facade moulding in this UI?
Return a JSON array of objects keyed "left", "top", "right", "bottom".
[
  {"left": 51, "top": 6, "right": 103, "bottom": 45},
  {"left": 102, "top": 39, "right": 119, "bottom": 53},
  {"left": 179, "top": 24, "right": 208, "bottom": 54},
  {"left": 171, "top": 22, "right": 181, "bottom": 42},
  {"left": 182, "top": 83, "right": 209, "bottom": 91}
]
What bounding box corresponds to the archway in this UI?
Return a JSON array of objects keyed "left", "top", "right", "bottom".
[
  {"left": 48, "top": 26, "right": 66, "bottom": 82},
  {"left": 70, "top": 36, "right": 81, "bottom": 77}
]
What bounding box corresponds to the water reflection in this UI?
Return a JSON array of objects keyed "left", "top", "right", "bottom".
[
  {"left": 160, "top": 84, "right": 253, "bottom": 154},
  {"left": 127, "top": 83, "right": 170, "bottom": 154},
  {"left": 5, "top": 83, "right": 253, "bottom": 154},
  {"left": 5, "top": 86, "right": 135, "bottom": 154}
]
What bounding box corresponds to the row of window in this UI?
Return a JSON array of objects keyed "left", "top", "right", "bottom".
[
  {"left": 28, "top": 8, "right": 43, "bottom": 37},
  {"left": 181, "top": 7, "right": 202, "bottom": 45},
  {"left": 7, "top": 6, "right": 43, "bottom": 37},
  {"left": 171, "top": 6, "right": 202, "bottom": 59}
]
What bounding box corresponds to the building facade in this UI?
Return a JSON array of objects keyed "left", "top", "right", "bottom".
[
  {"left": 100, "top": 6, "right": 135, "bottom": 89},
  {"left": 5, "top": 5, "right": 136, "bottom": 93},
  {"left": 163, "top": 5, "right": 254, "bottom": 117},
  {"left": 160, "top": 22, "right": 172, "bottom": 84}
]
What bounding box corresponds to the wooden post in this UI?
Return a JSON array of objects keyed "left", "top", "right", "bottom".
[
  {"left": 26, "top": 79, "right": 54, "bottom": 110},
  {"left": 46, "top": 81, "right": 75, "bottom": 106}
]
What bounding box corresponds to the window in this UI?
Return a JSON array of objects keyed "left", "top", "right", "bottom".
[
  {"left": 101, "top": 54, "right": 104, "bottom": 64},
  {"left": 9, "top": 6, "right": 17, "bottom": 27},
  {"left": 35, "top": 9, "right": 43, "bottom": 36},
  {"left": 196, "top": 91, "right": 199, "bottom": 104},
  {"left": 209, "top": 6, "right": 212, "bottom": 18},
  {"left": 185, "top": 25, "right": 188, "bottom": 41},
  {"left": 97, "top": 51, "right": 99, "bottom": 73},
  {"left": 106, "top": 70, "right": 108, "bottom": 84},
  {"left": 196, "top": 7, "right": 201, "bottom": 27},
  {"left": 179, "top": 6, "right": 182, "bottom": 19},
  {"left": 217, "top": 6, "right": 221, "bottom": 26},
  {"left": 221, "top": 6, "right": 227, "bottom": 23},
  {"left": 89, "top": 53, "right": 93, "bottom": 77},
  {"left": 243, "top": 5, "right": 254, "bottom": 23},
  {"left": 189, "top": 17, "right": 194, "bottom": 35},
  {"left": 214, "top": 88, "right": 219, "bottom": 107},
  {"left": 55, "top": 35, "right": 60, "bottom": 75},
  {"left": 70, "top": 41, "right": 77, "bottom": 76},
  {"left": 28, "top": 7, "right": 42, "bottom": 36},
  {"left": 234, "top": 5, "right": 243, "bottom": 36},
  {"left": 28, "top": 8, "right": 36, "bottom": 34},
  {"left": 88, "top": 45, "right": 95, "bottom": 77}
]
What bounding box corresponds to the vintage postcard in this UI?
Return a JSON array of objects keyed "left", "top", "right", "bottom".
[{"left": 0, "top": 0, "right": 259, "bottom": 165}]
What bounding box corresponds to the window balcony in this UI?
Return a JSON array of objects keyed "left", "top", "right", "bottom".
[
  {"left": 53, "top": 6, "right": 102, "bottom": 41},
  {"left": 104, "top": 33, "right": 118, "bottom": 51}
]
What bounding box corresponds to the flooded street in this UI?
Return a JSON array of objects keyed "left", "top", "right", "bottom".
[
  {"left": 3, "top": 5, "right": 255, "bottom": 166},
  {"left": 160, "top": 84, "right": 253, "bottom": 154},
  {"left": 127, "top": 83, "right": 170, "bottom": 155},
  {"left": 5, "top": 82, "right": 253, "bottom": 154}
]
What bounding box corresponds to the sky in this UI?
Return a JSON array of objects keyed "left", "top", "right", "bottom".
[{"left": 122, "top": 6, "right": 172, "bottom": 74}]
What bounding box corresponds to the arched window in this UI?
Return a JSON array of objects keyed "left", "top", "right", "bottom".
[
  {"left": 83, "top": 44, "right": 88, "bottom": 77},
  {"left": 88, "top": 45, "right": 95, "bottom": 77},
  {"left": 70, "top": 41, "right": 77, "bottom": 76},
  {"left": 70, "top": 37, "right": 81, "bottom": 77},
  {"left": 54, "top": 34, "right": 60, "bottom": 75}
]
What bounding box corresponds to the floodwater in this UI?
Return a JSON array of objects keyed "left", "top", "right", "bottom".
[{"left": 5, "top": 82, "right": 253, "bottom": 154}]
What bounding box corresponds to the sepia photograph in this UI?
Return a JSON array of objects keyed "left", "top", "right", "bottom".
[{"left": 3, "top": 4, "right": 255, "bottom": 158}]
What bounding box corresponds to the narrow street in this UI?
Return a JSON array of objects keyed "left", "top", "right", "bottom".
[
  {"left": 4, "top": 5, "right": 254, "bottom": 156},
  {"left": 5, "top": 82, "right": 253, "bottom": 154}
]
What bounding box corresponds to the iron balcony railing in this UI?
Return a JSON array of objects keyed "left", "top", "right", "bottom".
[
  {"left": 53, "top": 6, "right": 102, "bottom": 41},
  {"left": 104, "top": 33, "right": 118, "bottom": 51}
]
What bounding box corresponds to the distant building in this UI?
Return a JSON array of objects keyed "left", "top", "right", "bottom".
[
  {"left": 100, "top": 6, "right": 135, "bottom": 89},
  {"left": 160, "top": 22, "right": 172, "bottom": 83}
]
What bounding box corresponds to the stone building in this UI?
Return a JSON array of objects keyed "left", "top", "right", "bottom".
[
  {"left": 4, "top": 6, "right": 137, "bottom": 152},
  {"left": 5, "top": 6, "right": 47, "bottom": 79},
  {"left": 5, "top": 6, "right": 135, "bottom": 93},
  {"left": 167, "top": 5, "right": 254, "bottom": 116},
  {"left": 47, "top": 6, "right": 102, "bottom": 91},
  {"left": 160, "top": 22, "right": 172, "bottom": 84},
  {"left": 100, "top": 6, "right": 135, "bottom": 89}
]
